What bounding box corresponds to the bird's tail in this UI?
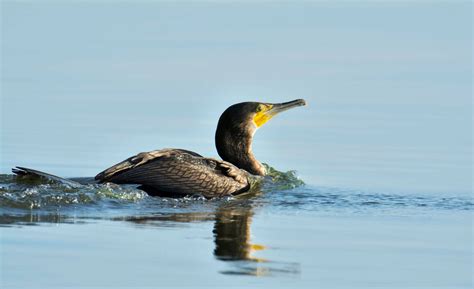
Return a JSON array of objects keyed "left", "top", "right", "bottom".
[{"left": 12, "top": 166, "right": 83, "bottom": 188}]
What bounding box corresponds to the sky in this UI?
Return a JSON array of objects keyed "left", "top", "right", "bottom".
[{"left": 1, "top": 1, "right": 472, "bottom": 195}]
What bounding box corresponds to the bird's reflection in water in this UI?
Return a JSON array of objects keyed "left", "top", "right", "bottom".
[
  {"left": 213, "top": 202, "right": 264, "bottom": 262},
  {"left": 212, "top": 201, "right": 274, "bottom": 276},
  {"left": 124, "top": 195, "right": 300, "bottom": 277}
]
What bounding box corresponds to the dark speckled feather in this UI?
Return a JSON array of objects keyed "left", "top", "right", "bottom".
[{"left": 95, "top": 149, "right": 250, "bottom": 198}]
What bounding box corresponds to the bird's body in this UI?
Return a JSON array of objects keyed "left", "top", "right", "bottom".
[
  {"left": 95, "top": 148, "right": 250, "bottom": 198},
  {"left": 13, "top": 99, "right": 306, "bottom": 198}
]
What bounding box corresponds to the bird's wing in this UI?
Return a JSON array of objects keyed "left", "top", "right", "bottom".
[
  {"left": 95, "top": 148, "right": 202, "bottom": 181},
  {"left": 95, "top": 148, "right": 249, "bottom": 197}
]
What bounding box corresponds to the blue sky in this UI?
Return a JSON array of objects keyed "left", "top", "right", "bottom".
[{"left": 1, "top": 1, "right": 472, "bottom": 194}]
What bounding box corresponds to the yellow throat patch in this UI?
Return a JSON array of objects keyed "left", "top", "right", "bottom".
[{"left": 253, "top": 104, "right": 274, "bottom": 127}]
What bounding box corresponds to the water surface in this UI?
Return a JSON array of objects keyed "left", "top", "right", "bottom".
[{"left": 1, "top": 172, "right": 472, "bottom": 288}]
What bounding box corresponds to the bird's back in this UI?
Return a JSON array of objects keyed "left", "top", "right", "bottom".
[{"left": 95, "top": 149, "right": 250, "bottom": 198}]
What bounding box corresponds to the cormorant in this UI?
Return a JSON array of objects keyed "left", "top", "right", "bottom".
[{"left": 13, "top": 99, "right": 306, "bottom": 198}]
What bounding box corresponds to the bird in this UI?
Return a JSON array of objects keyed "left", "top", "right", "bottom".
[{"left": 13, "top": 99, "right": 306, "bottom": 198}]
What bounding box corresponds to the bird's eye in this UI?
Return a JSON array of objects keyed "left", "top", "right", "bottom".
[{"left": 256, "top": 104, "right": 264, "bottom": 112}]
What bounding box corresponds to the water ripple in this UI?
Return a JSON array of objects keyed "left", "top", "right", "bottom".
[
  {"left": 0, "top": 172, "right": 472, "bottom": 226},
  {"left": 260, "top": 186, "right": 473, "bottom": 214}
]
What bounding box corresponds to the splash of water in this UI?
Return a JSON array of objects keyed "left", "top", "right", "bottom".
[{"left": 0, "top": 166, "right": 472, "bottom": 222}]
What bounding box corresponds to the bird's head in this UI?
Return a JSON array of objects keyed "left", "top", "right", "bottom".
[{"left": 215, "top": 99, "right": 306, "bottom": 175}]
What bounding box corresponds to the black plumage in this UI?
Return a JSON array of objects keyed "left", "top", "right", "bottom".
[
  {"left": 95, "top": 99, "right": 306, "bottom": 197},
  {"left": 14, "top": 99, "right": 306, "bottom": 198}
]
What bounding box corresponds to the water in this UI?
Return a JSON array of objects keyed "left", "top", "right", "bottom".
[
  {"left": 1, "top": 173, "right": 471, "bottom": 219},
  {"left": 1, "top": 171, "right": 473, "bottom": 288},
  {"left": 1, "top": 2, "right": 472, "bottom": 288}
]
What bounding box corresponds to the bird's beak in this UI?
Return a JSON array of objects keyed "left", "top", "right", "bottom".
[
  {"left": 254, "top": 99, "right": 307, "bottom": 127},
  {"left": 267, "top": 99, "right": 307, "bottom": 117}
]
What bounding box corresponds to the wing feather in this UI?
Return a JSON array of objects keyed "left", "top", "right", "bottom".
[{"left": 95, "top": 148, "right": 249, "bottom": 197}]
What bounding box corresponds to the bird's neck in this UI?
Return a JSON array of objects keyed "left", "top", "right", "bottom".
[
  {"left": 215, "top": 126, "right": 266, "bottom": 176},
  {"left": 238, "top": 144, "right": 266, "bottom": 176}
]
